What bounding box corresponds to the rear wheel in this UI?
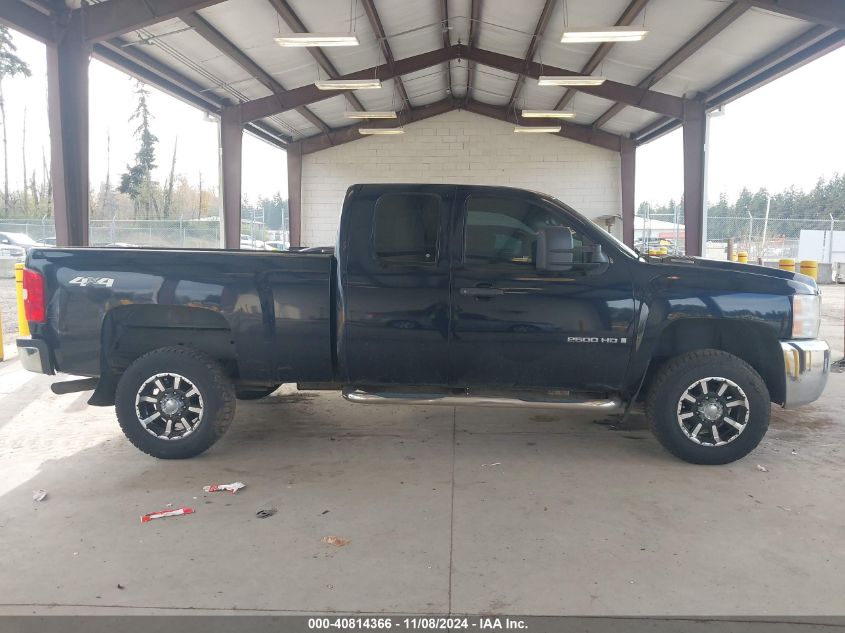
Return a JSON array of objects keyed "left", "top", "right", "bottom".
[
  {"left": 115, "top": 346, "right": 235, "bottom": 459},
  {"left": 646, "top": 349, "right": 770, "bottom": 465}
]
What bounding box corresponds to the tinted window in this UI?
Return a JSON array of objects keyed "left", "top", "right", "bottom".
[
  {"left": 373, "top": 193, "right": 441, "bottom": 264},
  {"left": 464, "top": 195, "right": 596, "bottom": 266}
]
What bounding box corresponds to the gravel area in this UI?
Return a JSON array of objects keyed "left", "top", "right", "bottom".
[{"left": 1, "top": 276, "right": 18, "bottom": 339}]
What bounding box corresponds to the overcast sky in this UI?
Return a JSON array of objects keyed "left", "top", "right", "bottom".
[{"left": 2, "top": 29, "right": 844, "bottom": 206}]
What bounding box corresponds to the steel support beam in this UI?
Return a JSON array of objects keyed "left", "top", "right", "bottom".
[
  {"left": 506, "top": 0, "right": 556, "bottom": 114},
  {"left": 555, "top": 0, "right": 651, "bottom": 112},
  {"left": 266, "top": 0, "right": 366, "bottom": 113},
  {"left": 620, "top": 138, "right": 636, "bottom": 248},
  {"left": 0, "top": 1, "right": 53, "bottom": 43},
  {"left": 592, "top": 2, "right": 748, "bottom": 129},
  {"left": 181, "top": 11, "right": 330, "bottom": 134},
  {"left": 85, "top": 0, "right": 228, "bottom": 42},
  {"left": 220, "top": 107, "right": 243, "bottom": 249},
  {"left": 240, "top": 45, "right": 458, "bottom": 122},
  {"left": 465, "top": 47, "right": 686, "bottom": 119},
  {"left": 47, "top": 8, "right": 89, "bottom": 247},
  {"left": 287, "top": 144, "right": 302, "bottom": 247},
  {"left": 682, "top": 102, "right": 707, "bottom": 257},
  {"left": 360, "top": 0, "right": 411, "bottom": 108},
  {"left": 740, "top": 0, "right": 845, "bottom": 30}
]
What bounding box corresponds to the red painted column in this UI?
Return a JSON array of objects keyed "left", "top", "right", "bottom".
[
  {"left": 620, "top": 138, "right": 636, "bottom": 248},
  {"left": 287, "top": 144, "right": 302, "bottom": 248},
  {"left": 682, "top": 101, "right": 707, "bottom": 256},
  {"left": 220, "top": 106, "right": 243, "bottom": 249},
  {"left": 46, "top": 8, "right": 89, "bottom": 246}
]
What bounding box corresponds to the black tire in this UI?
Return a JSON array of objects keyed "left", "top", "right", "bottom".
[
  {"left": 646, "top": 349, "right": 770, "bottom": 465},
  {"left": 236, "top": 385, "right": 281, "bottom": 400},
  {"left": 115, "top": 346, "right": 236, "bottom": 459}
]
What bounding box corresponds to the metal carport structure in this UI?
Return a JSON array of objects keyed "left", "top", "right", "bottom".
[{"left": 1, "top": 0, "right": 843, "bottom": 254}]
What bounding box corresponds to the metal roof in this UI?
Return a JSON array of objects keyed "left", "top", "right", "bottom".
[{"left": 4, "top": 0, "right": 844, "bottom": 151}]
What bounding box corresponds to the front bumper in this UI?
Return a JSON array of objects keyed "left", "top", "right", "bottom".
[
  {"left": 15, "top": 337, "right": 55, "bottom": 375},
  {"left": 781, "top": 339, "right": 829, "bottom": 409}
]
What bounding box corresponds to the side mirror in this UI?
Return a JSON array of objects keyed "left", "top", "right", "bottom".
[{"left": 536, "top": 226, "right": 574, "bottom": 272}]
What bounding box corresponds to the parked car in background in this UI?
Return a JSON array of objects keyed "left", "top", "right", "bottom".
[
  {"left": 0, "top": 231, "right": 43, "bottom": 260},
  {"left": 37, "top": 237, "right": 57, "bottom": 246},
  {"left": 240, "top": 234, "right": 265, "bottom": 250},
  {"left": 264, "top": 240, "right": 289, "bottom": 251}
]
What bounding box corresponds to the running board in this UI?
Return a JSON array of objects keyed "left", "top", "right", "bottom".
[
  {"left": 342, "top": 387, "right": 624, "bottom": 412},
  {"left": 51, "top": 377, "right": 99, "bottom": 395}
]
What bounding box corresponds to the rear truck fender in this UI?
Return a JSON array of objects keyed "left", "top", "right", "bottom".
[
  {"left": 623, "top": 280, "right": 790, "bottom": 406},
  {"left": 89, "top": 304, "right": 238, "bottom": 407}
]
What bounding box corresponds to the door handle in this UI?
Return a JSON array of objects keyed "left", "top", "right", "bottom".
[{"left": 460, "top": 286, "right": 504, "bottom": 297}]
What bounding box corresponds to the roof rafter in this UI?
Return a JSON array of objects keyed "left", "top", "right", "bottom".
[
  {"left": 0, "top": 1, "right": 53, "bottom": 43},
  {"left": 554, "top": 0, "right": 651, "bottom": 112},
  {"left": 291, "top": 98, "right": 625, "bottom": 155},
  {"left": 359, "top": 0, "right": 411, "bottom": 108},
  {"left": 505, "top": 0, "right": 557, "bottom": 115},
  {"left": 634, "top": 25, "right": 844, "bottom": 143},
  {"left": 84, "top": 0, "right": 227, "bottom": 42},
  {"left": 592, "top": 1, "right": 749, "bottom": 130},
  {"left": 740, "top": 0, "right": 845, "bottom": 30},
  {"left": 180, "top": 11, "right": 331, "bottom": 134},
  {"left": 265, "top": 0, "right": 366, "bottom": 113}
]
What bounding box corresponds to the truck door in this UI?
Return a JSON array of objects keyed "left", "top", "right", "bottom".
[
  {"left": 449, "top": 188, "right": 636, "bottom": 391},
  {"left": 340, "top": 185, "right": 454, "bottom": 386}
]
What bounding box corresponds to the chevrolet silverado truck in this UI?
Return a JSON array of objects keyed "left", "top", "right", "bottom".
[{"left": 16, "top": 184, "right": 830, "bottom": 464}]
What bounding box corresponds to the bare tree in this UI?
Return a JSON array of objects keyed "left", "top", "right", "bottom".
[
  {"left": 0, "top": 26, "right": 31, "bottom": 213},
  {"left": 163, "top": 138, "right": 177, "bottom": 218}
]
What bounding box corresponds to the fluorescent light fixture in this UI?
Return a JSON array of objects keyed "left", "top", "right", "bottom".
[
  {"left": 561, "top": 26, "right": 648, "bottom": 43},
  {"left": 315, "top": 78, "right": 382, "bottom": 90},
  {"left": 275, "top": 33, "right": 360, "bottom": 47},
  {"left": 359, "top": 127, "right": 405, "bottom": 135},
  {"left": 513, "top": 125, "right": 561, "bottom": 133},
  {"left": 344, "top": 111, "right": 397, "bottom": 119},
  {"left": 521, "top": 110, "right": 576, "bottom": 118},
  {"left": 538, "top": 75, "right": 606, "bottom": 86}
]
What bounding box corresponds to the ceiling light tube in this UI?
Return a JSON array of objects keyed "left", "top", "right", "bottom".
[
  {"left": 513, "top": 125, "right": 561, "bottom": 134},
  {"left": 275, "top": 33, "right": 360, "bottom": 47},
  {"left": 315, "top": 79, "right": 382, "bottom": 90},
  {"left": 521, "top": 110, "right": 576, "bottom": 118},
  {"left": 344, "top": 111, "right": 398, "bottom": 119},
  {"left": 359, "top": 127, "right": 405, "bottom": 135},
  {"left": 561, "top": 27, "right": 648, "bottom": 43},
  {"left": 537, "top": 75, "right": 606, "bottom": 87}
]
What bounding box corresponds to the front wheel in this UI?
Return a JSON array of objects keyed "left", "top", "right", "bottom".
[
  {"left": 646, "top": 349, "right": 770, "bottom": 465},
  {"left": 115, "top": 346, "right": 236, "bottom": 459}
]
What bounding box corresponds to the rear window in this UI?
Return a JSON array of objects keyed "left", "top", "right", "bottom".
[{"left": 373, "top": 193, "right": 441, "bottom": 264}]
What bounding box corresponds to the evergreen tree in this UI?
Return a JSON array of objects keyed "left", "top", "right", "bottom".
[{"left": 119, "top": 82, "right": 160, "bottom": 217}]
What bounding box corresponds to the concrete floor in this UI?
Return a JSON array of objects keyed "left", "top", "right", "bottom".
[{"left": 0, "top": 286, "right": 843, "bottom": 618}]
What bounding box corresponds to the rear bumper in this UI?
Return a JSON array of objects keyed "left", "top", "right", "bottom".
[
  {"left": 781, "top": 339, "right": 829, "bottom": 409},
  {"left": 15, "top": 337, "right": 55, "bottom": 375}
]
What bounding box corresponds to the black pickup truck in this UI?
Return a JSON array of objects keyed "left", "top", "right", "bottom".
[{"left": 17, "top": 184, "right": 830, "bottom": 464}]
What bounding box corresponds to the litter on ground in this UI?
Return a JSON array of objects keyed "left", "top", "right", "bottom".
[
  {"left": 321, "top": 536, "right": 350, "bottom": 547},
  {"left": 203, "top": 482, "right": 246, "bottom": 494},
  {"left": 32, "top": 489, "right": 47, "bottom": 502},
  {"left": 141, "top": 507, "right": 195, "bottom": 523}
]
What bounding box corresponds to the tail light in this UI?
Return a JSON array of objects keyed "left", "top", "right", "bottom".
[{"left": 22, "top": 268, "right": 46, "bottom": 323}]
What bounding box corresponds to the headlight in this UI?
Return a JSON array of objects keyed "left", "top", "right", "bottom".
[{"left": 792, "top": 294, "right": 820, "bottom": 339}]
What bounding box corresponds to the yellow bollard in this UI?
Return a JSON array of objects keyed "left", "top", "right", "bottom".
[
  {"left": 737, "top": 251, "right": 748, "bottom": 264},
  {"left": 15, "top": 263, "right": 30, "bottom": 337},
  {"left": 779, "top": 258, "right": 796, "bottom": 273},
  {"left": 658, "top": 246, "right": 668, "bottom": 255},
  {"left": 799, "top": 260, "right": 818, "bottom": 280},
  {"left": 648, "top": 249, "right": 660, "bottom": 256}
]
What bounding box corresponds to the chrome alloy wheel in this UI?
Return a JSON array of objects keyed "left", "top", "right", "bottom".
[
  {"left": 676, "top": 376, "right": 749, "bottom": 447},
  {"left": 134, "top": 372, "right": 204, "bottom": 440}
]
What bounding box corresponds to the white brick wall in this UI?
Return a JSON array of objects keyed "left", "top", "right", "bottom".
[{"left": 300, "top": 109, "right": 621, "bottom": 246}]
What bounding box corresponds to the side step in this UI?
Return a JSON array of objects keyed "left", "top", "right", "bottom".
[
  {"left": 51, "top": 377, "right": 99, "bottom": 395},
  {"left": 342, "top": 387, "right": 624, "bottom": 413}
]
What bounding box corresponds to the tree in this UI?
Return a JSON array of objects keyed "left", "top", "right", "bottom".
[
  {"left": 0, "top": 26, "right": 31, "bottom": 213},
  {"left": 119, "top": 81, "right": 160, "bottom": 217}
]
